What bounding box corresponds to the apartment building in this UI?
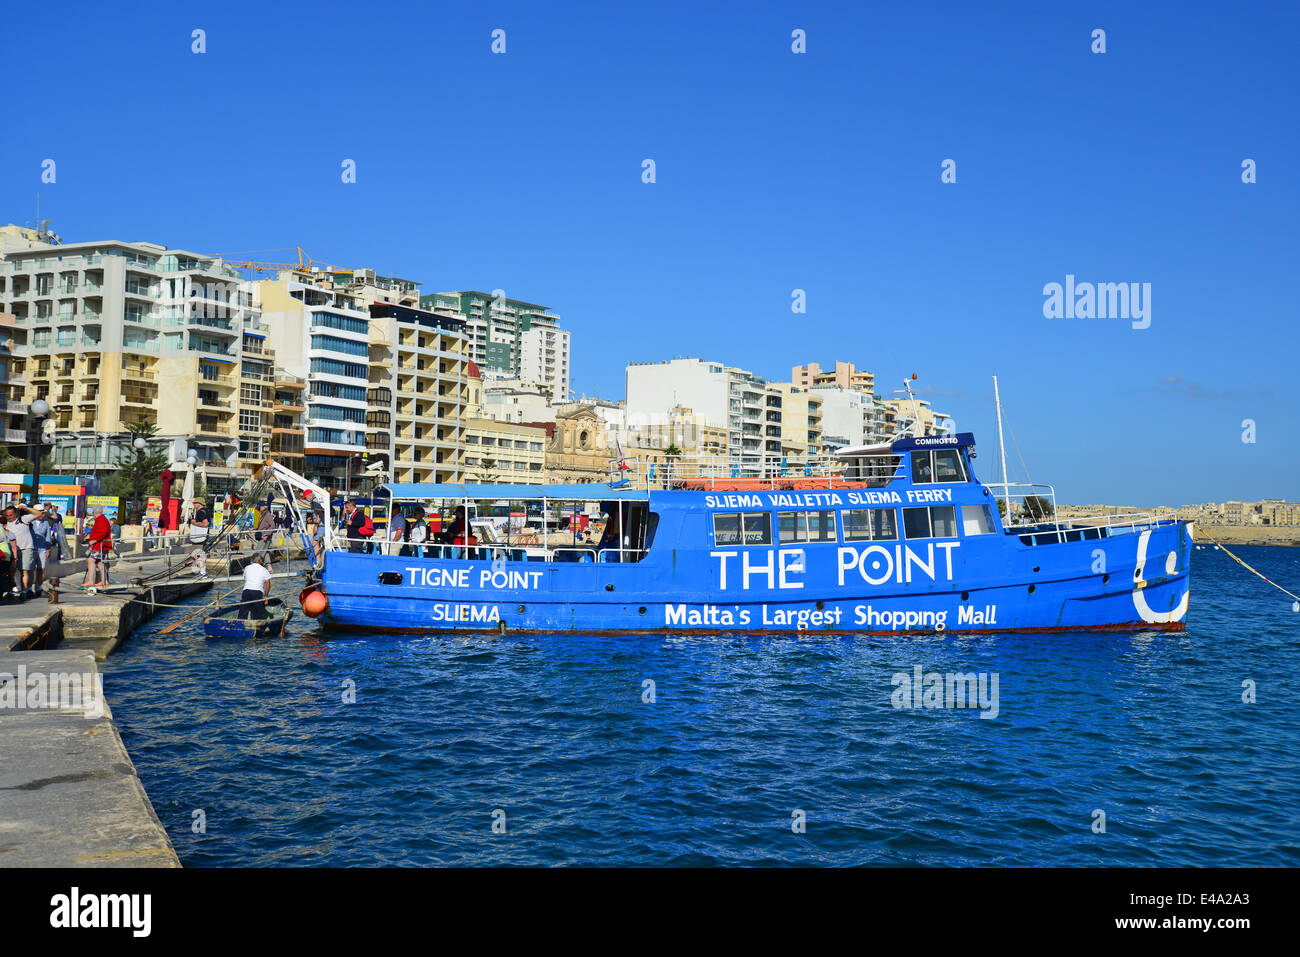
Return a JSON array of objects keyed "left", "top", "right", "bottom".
[
  {"left": 481, "top": 379, "right": 556, "bottom": 424},
  {"left": 767, "top": 383, "right": 823, "bottom": 459},
  {"left": 626, "top": 357, "right": 776, "bottom": 460},
  {"left": 1, "top": 312, "right": 30, "bottom": 448},
  {"left": 421, "top": 290, "right": 570, "bottom": 401},
  {"left": 369, "top": 302, "right": 469, "bottom": 485},
  {"left": 236, "top": 326, "right": 279, "bottom": 470},
  {"left": 462, "top": 417, "right": 547, "bottom": 483},
  {"left": 808, "top": 386, "right": 873, "bottom": 451},
  {"left": 614, "top": 403, "right": 728, "bottom": 463},
  {"left": 0, "top": 231, "right": 267, "bottom": 486},
  {"left": 792, "top": 360, "right": 876, "bottom": 395},
  {"left": 883, "top": 396, "right": 950, "bottom": 437},
  {"left": 257, "top": 269, "right": 373, "bottom": 489},
  {"left": 269, "top": 373, "right": 307, "bottom": 475}
]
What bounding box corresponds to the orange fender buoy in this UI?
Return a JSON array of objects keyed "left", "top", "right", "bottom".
[{"left": 301, "top": 589, "right": 328, "bottom": 618}]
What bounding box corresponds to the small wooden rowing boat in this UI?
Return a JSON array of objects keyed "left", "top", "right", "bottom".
[{"left": 204, "top": 597, "right": 292, "bottom": 639}]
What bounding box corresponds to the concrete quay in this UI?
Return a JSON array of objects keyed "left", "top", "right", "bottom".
[
  {"left": 1, "top": 539, "right": 312, "bottom": 658},
  {"left": 1, "top": 553, "right": 217, "bottom": 660},
  {"left": 0, "top": 550, "right": 264, "bottom": 869},
  {"left": 0, "top": 649, "right": 180, "bottom": 867},
  {"left": 0, "top": 542, "right": 315, "bottom": 868}
]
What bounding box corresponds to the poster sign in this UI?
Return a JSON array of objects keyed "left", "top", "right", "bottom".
[
  {"left": 39, "top": 484, "right": 84, "bottom": 529},
  {"left": 88, "top": 495, "right": 121, "bottom": 521}
]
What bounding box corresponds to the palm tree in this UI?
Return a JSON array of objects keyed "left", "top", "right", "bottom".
[{"left": 103, "top": 423, "right": 167, "bottom": 521}]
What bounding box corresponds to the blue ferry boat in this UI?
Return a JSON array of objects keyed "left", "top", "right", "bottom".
[{"left": 276, "top": 430, "right": 1192, "bottom": 635}]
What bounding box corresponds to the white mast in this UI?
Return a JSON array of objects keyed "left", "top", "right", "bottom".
[
  {"left": 993, "top": 375, "right": 1011, "bottom": 523},
  {"left": 900, "top": 375, "right": 922, "bottom": 437}
]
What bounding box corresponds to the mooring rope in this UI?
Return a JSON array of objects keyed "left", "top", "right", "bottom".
[{"left": 1203, "top": 536, "right": 1300, "bottom": 607}]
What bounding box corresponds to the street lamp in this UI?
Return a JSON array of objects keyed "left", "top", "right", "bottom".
[
  {"left": 132, "top": 435, "right": 147, "bottom": 523},
  {"left": 28, "top": 398, "right": 51, "bottom": 504}
]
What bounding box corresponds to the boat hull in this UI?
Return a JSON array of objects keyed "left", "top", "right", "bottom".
[
  {"left": 204, "top": 599, "right": 292, "bottom": 639},
  {"left": 316, "top": 522, "right": 1193, "bottom": 636}
]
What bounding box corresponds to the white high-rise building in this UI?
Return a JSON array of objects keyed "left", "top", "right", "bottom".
[
  {"left": 626, "top": 357, "right": 777, "bottom": 458},
  {"left": 257, "top": 272, "right": 372, "bottom": 488},
  {"left": 421, "top": 291, "right": 570, "bottom": 402}
]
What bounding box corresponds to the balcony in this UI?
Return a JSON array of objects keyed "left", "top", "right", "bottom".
[
  {"left": 199, "top": 371, "right": 236, "bottom": 391},
  {"left": 185, "top": 317, "right": 236, "bottom": 333},
  {"left": 124, "top": 281, "right": 159, "bottom": 299}
]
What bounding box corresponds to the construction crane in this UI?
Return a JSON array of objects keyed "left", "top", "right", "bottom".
[{"left": 217, "top": 247, "right": 353, "bottom": 277}]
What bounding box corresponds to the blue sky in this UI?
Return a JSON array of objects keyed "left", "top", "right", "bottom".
[{"left": 4, "top": 0, "right": 1296, "bottom": 505}]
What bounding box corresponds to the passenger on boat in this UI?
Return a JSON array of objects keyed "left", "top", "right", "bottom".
[
  {"left": 342, "top": 500, "right": 370, "bottom": 553},
  {"left": 403, "top": 507, "right": 428, "bottom": 557},
  {"left": 386, "top": 509, "right": 407, "bottom": 557},
  {"left": 237, "top": 554, "right": 272, "bottom": 620},
  {"left": 596, "top": 503, "right": 625, "bottom": 562},
  {"left": 440, "top": 506, "right": 477, "bottom": 559}
]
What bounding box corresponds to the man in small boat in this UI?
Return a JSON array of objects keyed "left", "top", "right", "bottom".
[{"left": 237, "top": 553, "right": 273, "bottom": 620}]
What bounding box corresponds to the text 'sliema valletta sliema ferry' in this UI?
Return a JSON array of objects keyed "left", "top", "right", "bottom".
[{"left": 270, "top": 424, "right": 1193, "bottom": 636}]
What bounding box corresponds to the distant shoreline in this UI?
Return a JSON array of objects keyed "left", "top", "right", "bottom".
[{"left": 1187, "top": 525, "right": 1300, "bottom": 548}]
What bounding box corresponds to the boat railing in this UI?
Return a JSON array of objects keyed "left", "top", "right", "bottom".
[
  {"left": 1064, "top": 511, "right": 1181, "bottom": 534},
  {"left": 989, "top": 482, "right": 1180, "bottom": 544},
  {"left": 349, "top": 542, "right": 648, "bottom": 564},
  {"left": 610, "top": 453, "right": 902, "bottom": 490},
  {"left": 986, "top": 482, "right": 1060, "bottom": 528}
]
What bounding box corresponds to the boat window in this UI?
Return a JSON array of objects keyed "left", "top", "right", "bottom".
[
  {"left": 961, "top": 504, "right": 995, "bottom": 535},
  {"left": 903, "top": 507, "right": 931, "bottom": 539},
  {"left": 844, "top": 454, "right": 902, "bottom": 487},
  {"left": 911, "top": 449, "right": 967, "bottom": 483},
  {"left": 712, "top": 512, "right": 769, "bottom": 546},
  {"left": 778, "top": 510, "right": 836, "bottom": 543},
  {"left": 931, "top": 506, "right": 958, "bottom": 537},
  {"left": 934, "top": 450, "right": 966, "bottom": 482},
  {"left": 905, "top": 505, "right": 958, "bottom": 539},
  {"left": 911, "top": 451, "right": 934, "bottom": 484},
  {"left": 742, "top": 512, "right": 771, "bottom": 546},
  {"left": 842, "top": 508, "right": 898, "bottom": 542}
]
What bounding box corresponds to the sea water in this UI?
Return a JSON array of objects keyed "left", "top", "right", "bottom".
[{"left": 107, "top": 546, "right": 1300, "bottom": 866}]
